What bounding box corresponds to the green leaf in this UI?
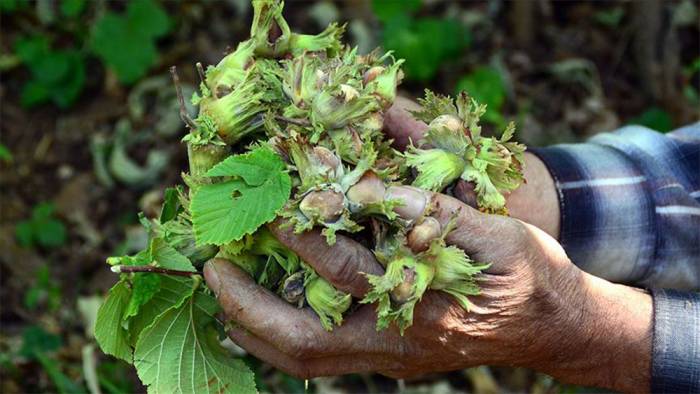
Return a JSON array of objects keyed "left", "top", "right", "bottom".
[
  {"left": 150, "top": 237, "right": 196, "bottom": 272},
  {"left": 126, "top": 0, "right": 170, "bottom": 38},
  {"left": 90, "top": 0, "right": 171, "bottom": 84},
  {"left": 24, "top": 265, "right": 61, "bottom": 311},
  {"left": 14, "top": 36, "right": 85, "bottom": 108},
  {"left": 19, "top": 325, "right": 62, "bottom": 358},
  {"left": 15, "top": 221, "right": 33, "bottom": 247},
  {"left": 35, "top": 352, "right": 87, "bottom": 394},
  {"left": 134, "top": 291, "right": 256, "bottom": 394},
  {"left": 455, "top": 66, "right": 506, "bottom": 126},
  {"left": 124, "top": 273, "right": 161, "bottom": 321},
  {"left": 371, "top": 0, "right": 421, "bottom": 22},
  {"left": 126, "top": 276, "right": 195, "bottom": 344},
  {"left": 35, "top": 219, "right": 67, "bottom": 248},
  {"left": 14, "top": 36, "right": 49, "bottom": 63},
  {"left": 594, "top": 7, "right": 625, "bottom": 27},
  {"left": 191, "top": 147, "right": 291, "bottom": 245},
  {"left": 628, "top": 107, "right": 673, "bottom": 133},
  {"left": 60, "top": 0, "right": 85, "bottom": 17},
  {"left": 0, "top": 143, "right": 13, "bottom": 163},
  {"left": 95, "top": 281, "right": 133, "bottom": 363},
  {"left": 382, "top": 16, "right": 469, "bottom": 81},
  {"left": 159, "top": 186, "right": 182, "bottom": 223},
  {"left": 0, "top": 0, "right": 28, "bottom": 12},
  {"left": 15, "top": 202, "right": 67, "bottom": 249}
]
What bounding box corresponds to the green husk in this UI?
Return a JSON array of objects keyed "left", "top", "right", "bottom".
[{"left": 304, "top": 270, "right": 351, "bottom": 331}]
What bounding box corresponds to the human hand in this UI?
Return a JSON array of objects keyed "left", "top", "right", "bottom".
[
  {"left": 384, "top": 97, "right": 560, "bottom": 238},
  {"left": 204, "top": 186, "right": 652, "bottom": 392}
]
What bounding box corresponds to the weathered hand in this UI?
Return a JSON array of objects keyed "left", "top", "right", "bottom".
[
  {"left": 384, "top": 97, "right": 560, "bottom": 237},
  {"left": 204, "top": 186, "right": 651, "bottom": 392}
]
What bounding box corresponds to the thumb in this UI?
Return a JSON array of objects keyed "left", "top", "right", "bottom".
[
  {"left": 385, "top": 186, "right": 525, "bottom": 271},
  {"left": 383, "top": 97, "right": 428, "bottom": 150}
]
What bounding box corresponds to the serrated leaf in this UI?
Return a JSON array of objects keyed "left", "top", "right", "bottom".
[
  {"left": 191, "top": 147, "right": 291, "bottom": 245},
  {"left": 159, "top": 186, "right": 183, "bottom": 223},
  {"left": 124, "top": 274, "right": 161, "bottom": 321},
  {"left": 126, "top": 276, "right": 195, "bottom": 345},
  {"left": 95, "top": 281, "right": 133, "bottom": 363},
  {"left": 150, "top": 238, "right": 196, "bottom": 272},
  {"left": 134, "top": 291, "right": 256, "bottom": 394}
]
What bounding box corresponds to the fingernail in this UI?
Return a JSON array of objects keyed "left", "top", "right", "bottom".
[
  {"left": 204, "top": 260, "right": 222, "bottom": 297},
  {"left": 385, "top": 186, "right": 428, "bottom": 220}
]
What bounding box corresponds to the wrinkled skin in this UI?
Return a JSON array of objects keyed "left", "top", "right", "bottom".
[{"left": 204, "top": 99, "right": 652, "bottom": 392}]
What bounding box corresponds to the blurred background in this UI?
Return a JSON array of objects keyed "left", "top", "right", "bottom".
[{"left": 1, "top": 0, "right": 698, "bottom": 393}]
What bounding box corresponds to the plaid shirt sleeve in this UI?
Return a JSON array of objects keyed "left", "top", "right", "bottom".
[{"left": 531, "top": 123, "right": 700, "bottom": 392}]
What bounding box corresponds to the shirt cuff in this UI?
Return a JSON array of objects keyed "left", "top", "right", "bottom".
[
  {"left": 651, "top": 289, "right": 700, "bottom": 393},
  {"left": 529, "top": 144, "right": 656, "bottom": 284}
]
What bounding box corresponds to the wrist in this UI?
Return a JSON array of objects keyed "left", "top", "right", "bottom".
[
  {"left": 535, "top": 271, "right": 652, "bottom": 392},
  {"left": 505, "top": 152, "right": 560, "bottom": 238}
]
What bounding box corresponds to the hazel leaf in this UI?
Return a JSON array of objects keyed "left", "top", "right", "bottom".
[
  {"left": 191, "top": 147, "right": 291, "bottom": 245},
  {"left": 95, "top": 281, "right": 133, "bottom": 363},
  {"left": 133, "top": 290, "right": 256, "bottom": 394}
]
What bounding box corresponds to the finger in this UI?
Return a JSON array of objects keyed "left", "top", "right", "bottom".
[
  {"left": 385, "top": 186, "right": 524, "bottom": 268},
  {"left": 269, "top": 221, "right": 383, "bottom": 298},
  {"left": 383, "top": 96, "right": 428, "bottom": 150},
  {"left": 228, "top": 326, "right": 402, "bottom": 379},
  {"left": 204, "top": 259, "right": 330, "bottom": 356}
]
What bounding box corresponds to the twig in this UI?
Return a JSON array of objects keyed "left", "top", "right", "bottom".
[
  {"left": 111, "top": 264, "right": 197, "bottom": 277},
  {"left": 274, "top": 115, "right": 309, "bottom": 126},
  {"left": 195, "top": 62, "right": 208, "bottom": 87},
  {"left": 170, "top": 66, "right": 198, "bottom": 130}
]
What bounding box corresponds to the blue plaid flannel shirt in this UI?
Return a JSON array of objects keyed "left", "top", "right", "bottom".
[{"left": 532, "top": 123, "right": 700, "bottom": 392}]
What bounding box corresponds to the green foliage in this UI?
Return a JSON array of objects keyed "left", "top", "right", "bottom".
[
  {"left": 96, "top": 272, "right": 256, "bottom": 393},
  {"left": 19, "top": 326, "right": 62, "bottom": 358},
  {"left": 0, "top": 143, "right": 13, "bottom": 163},
  {"left": 13, "top": 36, "right": 85, "bottom": 108},
  {"left": 15, "top": 202, "right": 67, "bottom": 249},
  {"left": 20, "top": 326, "right": 86, "bottom": 394},
  {"left": 455, "top": 66, "right": 506, "bottom": 127},
  {"left": 371, "top": 0, "right": 421, "bottom": 22},
  {"left": 134, "top": 289, "right": 256, "bottom": 393},
  {"left": 24, "top": 265, "right": 61, "bottom": 311},
  {"left": 0, "top": 0, "right": 27, "bottom": 12},
  {"left": 594, "top": 7, "right": 625, "bottom": 27},
  {"left": 60, "top": 0, "right": 85, "bottom": 17},
  {"left": 683, "top": 57, "right": 700, "bottom": 107},
  {"left": 191, "top": 147, "right": 292, "bottom": 245},
  {"left": 628, "top": 107, "right": 673, "bottom": 133},
  {"left": 91, "top": 0, "right": 171, "bottom": 84},
  {"left": 378, "top": 3, "right": 470, "bottom": 81},
  {"left": 95, "top": 281, "right": 133, "bottom": 362}
]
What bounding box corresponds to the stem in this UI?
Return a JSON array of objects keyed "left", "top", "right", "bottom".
[
  {"left": 111, "top": 264, "right": 197, "bottom": 277},
  {"left": 275, "top": 115, "right": 309, "bottom": 126},
  {"left": 170, "top": 66, "right": 198, "bottom": 130},
  {"left": 195, "top": 62, "right": 208, "bottom": 88}
]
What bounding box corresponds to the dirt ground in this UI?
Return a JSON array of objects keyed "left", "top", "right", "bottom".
[{"left": 1, "top": 1, "right": 698, "bottom": 393}]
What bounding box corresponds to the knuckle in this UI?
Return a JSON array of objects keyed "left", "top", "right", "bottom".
[
  {"left": 326, "top": 246, "right": 360, "bottom": 286},
  {"left": 282, "top": 336, "right": 309, "bottom": 359}
]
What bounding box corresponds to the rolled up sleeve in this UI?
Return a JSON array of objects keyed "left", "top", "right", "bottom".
[
  {"left": 530, "top": 124, "right": 700, "bottom": 290},
  {"left": 651, "top": 289, "right": 700, "bottom": 393}
]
